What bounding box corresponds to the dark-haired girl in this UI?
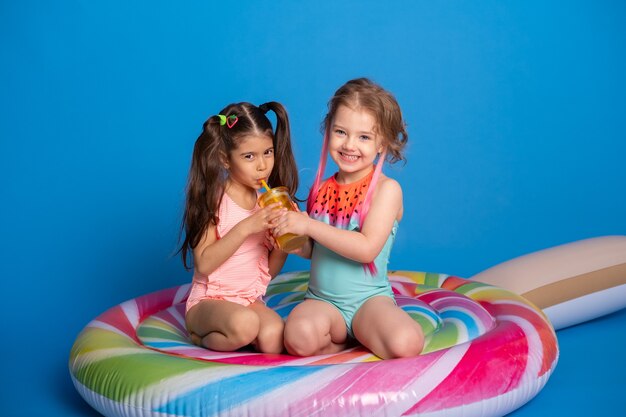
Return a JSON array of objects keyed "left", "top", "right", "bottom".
[{"left": 180, "top": 102, "right": 299, "bottom": 353}]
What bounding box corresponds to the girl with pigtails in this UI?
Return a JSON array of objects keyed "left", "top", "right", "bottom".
[
  {"left": 268, "top": 79, "right": 425, "bottom": 359},
  {"left": 180, "top": 102, "right": 299, "bottom": 353}
]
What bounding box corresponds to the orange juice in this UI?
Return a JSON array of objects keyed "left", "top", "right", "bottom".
[{"left": 258, "top": 186, "right": 308, "bottom": 251}]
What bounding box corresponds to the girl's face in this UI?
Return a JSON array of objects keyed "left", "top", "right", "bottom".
[
  {"left": 226, "top": 134, "right": 275, "bottom": 191},
  {"left": 329, "top": 104, "right": 384, "bottom": 184}
]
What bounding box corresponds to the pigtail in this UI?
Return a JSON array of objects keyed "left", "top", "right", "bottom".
[
  {"left": 259, "top": 102, "right": 300, "bottom": 200},
  {"left": 179, "top": 116, "right": 228, "bottom": 270}
]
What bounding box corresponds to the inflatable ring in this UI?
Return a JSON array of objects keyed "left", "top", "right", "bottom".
[{"left": 69, "top": 271, "right": 558, "bottom": 417}]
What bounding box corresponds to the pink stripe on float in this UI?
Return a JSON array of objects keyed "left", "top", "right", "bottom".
[
  {"left": 287, "top": 350, "right": 449, "bottom": 416},
  {"left": 404, "top": 322, "right": 528, "bottom": 414},
  {"left": 485, "top": 302, "right": 557, "bottom": 376},
  {"left": 157, "top": 308, "right": 188, "bottom": 336},
  {"left": 416, "top": 289, "right": 457, "bottom": 304},
  {"left": 96, "top": 305, "right": 140, "bottom": 343},
  {"left": 208, "top": 354, "right": 300, "bottom": 366},
  {"left": 134, "top": 286, "right": 181, "bottom": 320}
]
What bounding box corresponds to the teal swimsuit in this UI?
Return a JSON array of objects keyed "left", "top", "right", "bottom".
[{"left": 306, "top": 172, "right": 397, "bottom": 337}]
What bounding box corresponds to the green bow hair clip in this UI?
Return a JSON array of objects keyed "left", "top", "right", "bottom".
[{"left": 218, "top": 114, "right": 239, "bottom": 128}]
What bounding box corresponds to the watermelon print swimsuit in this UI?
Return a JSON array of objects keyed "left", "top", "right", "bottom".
[{"left": 307, "top": 170, "right": 397, "bottom": 337}]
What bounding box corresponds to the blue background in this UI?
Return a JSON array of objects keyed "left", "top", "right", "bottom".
[{"left": 1, "top": 1, "right": 625, "bottom": 416}]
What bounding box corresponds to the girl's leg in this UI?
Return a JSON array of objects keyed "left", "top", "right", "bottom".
[
  {"left": 352, "top": 296, "right": 424, "bottom": 359},
  {"left": 248, "top": 300, "right": 285, "bottom": 354},
  {"left": 186, "top": 299, "right": 260, "bottom": 351},
  {"left": 284, "top": 299, "right": 348, "bottom": 356}
]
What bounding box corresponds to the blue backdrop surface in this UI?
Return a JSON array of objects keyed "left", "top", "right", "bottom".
[{"left": 1, "top": 1, "right": 625, "bottom": 416}]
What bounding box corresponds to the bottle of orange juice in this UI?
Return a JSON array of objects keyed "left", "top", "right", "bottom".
[{"left": 258, "top": 184, "right": 308, "bottom": 251}]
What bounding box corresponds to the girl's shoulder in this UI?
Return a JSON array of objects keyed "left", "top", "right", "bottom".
[
  {"left": 371, "top": 174, "right": 403, "bottom": 222},
  {"left": 375, "top": 174, "right": 402, "bottom": 197}
]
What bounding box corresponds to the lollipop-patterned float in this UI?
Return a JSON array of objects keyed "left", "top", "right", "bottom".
[{"left": 69, "top": 270, "right": 559, "bottom": 417}]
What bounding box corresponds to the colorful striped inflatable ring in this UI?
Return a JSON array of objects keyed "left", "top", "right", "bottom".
[{"left": 69, "top": 271, "right": 558, "bottom": 417}]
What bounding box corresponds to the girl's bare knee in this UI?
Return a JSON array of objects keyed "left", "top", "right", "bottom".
[
  {"left": 227, "top": 308, "right": 261, "bottom": 346},
  {"left": 385, "top": 329, "right": 424, "bottom": 358},
  {"left": 256, "top": 320, "right": 284, "bottom": 354},
  {"left": 284, "top": 320, "right": 319, "bottom": 356}
]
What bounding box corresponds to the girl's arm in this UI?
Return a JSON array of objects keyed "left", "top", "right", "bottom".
[
  {"left": 272, "top": 177, "right": 402, "bottom": 263},
  {"left": 283, "top": 236, "right": 314, "bottom": 259},
  {"left": 193, "top": 204, "right": 277, "bottom": 276},
  {"left": 266, "top": 208, "right": 314, "bottom": 260},
  {"left": 268, "top": 247, "right": 287, "bottom": 277},
  {"left": 295, "top": 238, "right": 314, "bottom": 259}
]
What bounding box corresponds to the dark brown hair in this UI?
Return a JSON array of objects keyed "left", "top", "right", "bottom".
[
  {"left": 323, "top": 77, "right": 408, "bottom": 163},
  {"left": 179, "top": 102, "right": 298, "bottom": 269}
]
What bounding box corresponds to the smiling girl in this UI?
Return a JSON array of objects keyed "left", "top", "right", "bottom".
[{"left": 270, "top": 79, "right": 424, "bottom": 359}]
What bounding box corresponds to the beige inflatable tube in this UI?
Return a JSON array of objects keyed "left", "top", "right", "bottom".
[{"left": 470, "top": 235, "right": 626, "bottom": 330}]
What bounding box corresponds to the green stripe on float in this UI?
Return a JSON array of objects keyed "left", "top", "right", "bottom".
[
  {"left": 73, "top": 351, "right": 223, "bottom": 401},
  {"left": 137, "top": 325, "right": 183, "bottom": 341},
  {"left": 423, "top": 323, "right": 460, "bottom": 354},
  {"left": 424, "top": 272, "right": 442, "bottom": 287}
]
